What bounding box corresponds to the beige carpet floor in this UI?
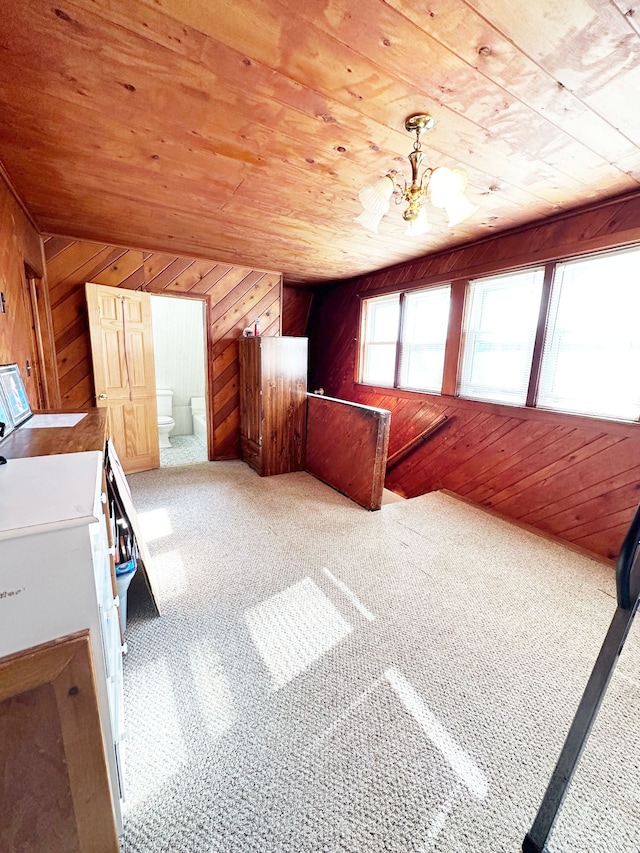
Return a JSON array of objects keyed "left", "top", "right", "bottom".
[{"left": 120, "top": 460, "right": 640, "bottom": 852}]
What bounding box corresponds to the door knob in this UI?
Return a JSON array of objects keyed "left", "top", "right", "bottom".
[{"left": 98, "top": 393, "right": 108, "bottom": 400}]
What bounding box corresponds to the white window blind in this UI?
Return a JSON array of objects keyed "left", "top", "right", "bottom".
[
  {"left": 537, "top": 249, "right": 640, "bottom": 421},
  {"left": 459, "top": 268, "right": 544, "bottom": 405},
  {"left": 399, "top": 285, "right": 451, "bottom": 393},
  {"left": 360, "top": 293, "right": 400, "bottom": 386}
]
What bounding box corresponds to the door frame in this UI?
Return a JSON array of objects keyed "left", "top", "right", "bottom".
[
  {"left": 147, "top": 290, "right": 211, "bottom": 462},
  {"left": 21, "top": 262, "right": 63, "bottom": 410}
]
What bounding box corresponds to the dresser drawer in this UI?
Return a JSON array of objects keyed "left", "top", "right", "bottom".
[{"left": 240, "top": 436, "right": 262, "bottom": 474}]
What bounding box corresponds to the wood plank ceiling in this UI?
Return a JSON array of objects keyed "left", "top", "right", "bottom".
[{"left": 1, "top": 0, "right": 640, "bottom": 284}]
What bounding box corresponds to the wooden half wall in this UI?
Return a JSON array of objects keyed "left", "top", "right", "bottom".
[
  {"left": 306, "top": 393, "right": 390, "bottom": 510},
  {"left": 44, "top": 237, "right": 281, "bottom": 460},
  {"left": 309, "top": 194, "right": 640, "bottom": 562}
]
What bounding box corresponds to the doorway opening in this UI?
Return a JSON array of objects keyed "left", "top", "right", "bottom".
[{"left": 150, "top": 294, "right": 208, "bottom": 468}]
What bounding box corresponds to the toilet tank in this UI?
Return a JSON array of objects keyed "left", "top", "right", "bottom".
[{"left": 156, "top": 389, "right": 174, "bottom": 418}]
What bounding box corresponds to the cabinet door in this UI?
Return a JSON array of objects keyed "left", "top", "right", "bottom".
[
  {"left": 260, "top": 337, "right": 308, "bottom": 475},
  {"left": 0, "top": 632, "right": 119, "bottom": 853},
  {"left": 239, "top": 337, "right": 262, "bottom": 444}
]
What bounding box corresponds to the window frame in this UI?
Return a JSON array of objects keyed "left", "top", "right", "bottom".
[
  {"left": 358, "top": 291, "right": 401, "bottom": 389},
  {"left": 357, "top": 246, "right": 640, "bottom": 426},
  {"left": 397, "top": 284, "right": 452, "bottom": 394},
  {"left": 536, "top": 249, "right": 640, "bottom": 422},
  {"left": 359, "top": 283, "right": 454, "bottom": 396},
  {"left": 457, "top": 266, "right": 547, "bottom": 407}
]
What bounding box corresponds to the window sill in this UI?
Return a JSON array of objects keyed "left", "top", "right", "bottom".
[{"left": 353, "top": 382, "right": 640, "bottom": 437}]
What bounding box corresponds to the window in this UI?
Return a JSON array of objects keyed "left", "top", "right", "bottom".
[
  {"left": 357, "top": 244, "right": 640, "bottom": 425},
  {"left": 459, "top": 268, "right": 544, "bottom": 405},
  {"left": 537, "top": 249, "right": 640, "bottom": 421},
  {"left": 399, "top": 286, "right": 450, "bottom": 392},
  {"left": 359, "top": 287, "right": 450, "bottom": 392},
  {"left": 360, "top": 293, "right": 400, "bottom": 387}
]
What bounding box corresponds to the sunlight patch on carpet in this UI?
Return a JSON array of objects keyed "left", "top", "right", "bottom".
[
  {"left": 385, "top": 667, "right": 488, "bottom": 800},
  {"left": 245, "top": 577, "right": 352, "bottom": 689},
  {"left": 188, "top": 638, "right": 236, "bottom": 741},
  {"left": 323, "top": 567, "right": 376, "bottom": 621},
  {"left": 137, "top": 507, "right": 173, "bottom": 541}
]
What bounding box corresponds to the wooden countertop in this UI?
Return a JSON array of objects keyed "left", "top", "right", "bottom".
[{"left": 0, "top": 409, "right": 107, "bottom": 459}]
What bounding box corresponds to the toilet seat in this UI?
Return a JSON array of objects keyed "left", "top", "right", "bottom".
[{"left": 158, "top": 415, "right": 174, "bottom": 426}]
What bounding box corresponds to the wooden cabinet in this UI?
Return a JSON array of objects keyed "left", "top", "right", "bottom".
[
  {"left": 0, "top": 632, "right": 119, "bottom": 853},
  {"left": 239, "top": 336, "right": 308, "bottom": 476},
  {"left": 0, "top": 451, "right": 125, "bottom": 849}
]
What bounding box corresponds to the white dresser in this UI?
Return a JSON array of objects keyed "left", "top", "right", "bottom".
[{"left": 0, "top": 450, "right": 125, "bottom": 836}]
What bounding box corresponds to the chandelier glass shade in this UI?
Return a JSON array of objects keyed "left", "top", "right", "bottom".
[{"left": 356, "top": 114, "right": 478, "bottom": 236}]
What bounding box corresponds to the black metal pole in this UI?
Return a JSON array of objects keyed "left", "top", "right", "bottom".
[
  {"left": 523, "top": 604, "right": 638, "bottom": 852},
  {"left": 523, "top": 503, "right": 640, "bottom": 852}
]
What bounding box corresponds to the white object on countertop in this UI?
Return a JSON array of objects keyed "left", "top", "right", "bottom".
[
  {"left": 0, "top": 451, "right": 103, "bottom": 537},
  {"left": 21, "top": 413, "right": 87, "bottom": 429}
]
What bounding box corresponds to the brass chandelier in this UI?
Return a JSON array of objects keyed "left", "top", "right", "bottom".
[{"left": 355, "top": 113, "right": 478, "bottom": 236}]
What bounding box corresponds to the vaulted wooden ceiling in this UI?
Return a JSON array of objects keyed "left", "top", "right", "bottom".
[{"left": 1, "top": 0, "right": 640, "bottom": 284}]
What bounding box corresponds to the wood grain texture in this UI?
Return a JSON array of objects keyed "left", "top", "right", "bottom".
[
  {"left": 239, "top": 336, "right": 307, "bottom": 476},
  {"left": 1, "top": 683, "right": 80, "bottom": 853},
  {"left": 0, "top": 408, "right": 106, "bottom": 458},
  {"left": 0, "top": 632, "right": 119, "bottom": 853},
  {"left": 306, "top": 393, "right": 390, "bottom": 510},
  {"left": 0, "top": 174, "right": 54, "bottom": 411},
  {"left": 309, "top": 197, "right": 640, "bottom": 561},
  {"left": 44, "top": 237, "right": 281, "bottom": 460},
  {"left": 282, "top": 286, "right": 314, "bottom": 337},
  {"left": 386, "top": 413, "right": 448, "bottom": 469},
  {"left": 2, "top": 0, "right": 640, "bottom": 282},
  {"left": 86, "top": 283, "right": 160, "bottom": 474},
  {"left": 26, "top": 270, "right": 62, "bottom": 409}
]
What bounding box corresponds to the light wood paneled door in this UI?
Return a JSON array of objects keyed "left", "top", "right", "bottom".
[{"left": 86, "top": 283, "right": 159, "bottom": 474}]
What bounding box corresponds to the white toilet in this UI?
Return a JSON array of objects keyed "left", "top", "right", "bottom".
[{"left": 157, "top": 389, "right": 175, "bottom": 448}]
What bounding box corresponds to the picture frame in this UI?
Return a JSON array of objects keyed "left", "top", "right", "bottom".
[
  {"left": 0, "top": 382, "right": 14, "bottom": 442},
  {"left": 0, "top": 363, "right": 32, "bottom": 428}
]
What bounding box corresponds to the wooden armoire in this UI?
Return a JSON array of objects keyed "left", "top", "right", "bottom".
[{"left": 239, "top": 336, "right": 308, "bottom": 476}]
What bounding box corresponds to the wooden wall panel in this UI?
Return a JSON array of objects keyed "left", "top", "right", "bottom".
[
  {"left": 44, "top": 236, "right": 281, "bottom": 460},
  {"left": 309, "top": 194, "right": 640, "bottom": 562},
  {"left": 0, "top": 172, "right": 58, "bottom": 410},
  {"left": 282, "top": 286, "right": 314, "bottom": 337}
]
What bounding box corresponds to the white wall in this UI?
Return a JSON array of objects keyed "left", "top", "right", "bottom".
[{"left": 151, "top": 295, "right": 206, "bottom": 435}]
